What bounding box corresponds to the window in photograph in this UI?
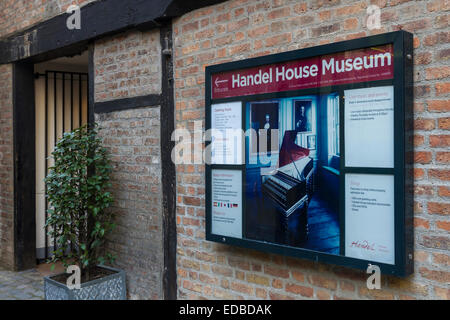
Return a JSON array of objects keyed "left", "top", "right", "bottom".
[{"left": 327, "top": 94, "right": 340, "bottom": 156}]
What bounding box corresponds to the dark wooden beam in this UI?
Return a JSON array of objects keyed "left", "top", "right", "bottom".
[
  {"left": 13, "top": 61, "right": 36, "bottom": 270},
  {"left": 0, "top": 0, "right": 227, "bottom": 64},
  {"left": 94, "top": 94, "right": 162, "bottom": 114},
  {"left": 163, "top": 0, "right": 229, "bottom": 17},
  {"left": 160, "top": 24, "right": 177, "bottom": 300},
  {"left": 88, "top": 44, "right": 95, "bottom": 125}
]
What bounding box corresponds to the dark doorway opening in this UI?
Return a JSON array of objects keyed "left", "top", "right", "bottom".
[
  {"left": 12, "top": 52, "right": 90, "bottom": 270},
  {"left": 34, "top": 54, "right": 89, "bottom": 263},
  {"left": 35, "top": 70, "right": 88, "bottom": 262}
]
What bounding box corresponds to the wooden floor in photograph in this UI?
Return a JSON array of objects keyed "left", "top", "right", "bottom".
[{"left": 302, "top": 194, "right": 340, "bottom": 254}]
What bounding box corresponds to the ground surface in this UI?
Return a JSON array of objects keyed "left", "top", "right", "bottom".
[
  {"left": 0, "top": 263, "right": 64, "bottom": 300},
  {"left": 0, "top": 269, "right": 44, "bottom": 300}
]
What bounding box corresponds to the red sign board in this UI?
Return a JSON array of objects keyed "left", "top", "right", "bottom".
[{"left": 211, "top": 44, "right": 394, "bottom": 99}]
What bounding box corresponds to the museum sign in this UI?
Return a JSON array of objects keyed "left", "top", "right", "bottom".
[{"left": 205, "top": 31, "right": 414, "bottom": 276}]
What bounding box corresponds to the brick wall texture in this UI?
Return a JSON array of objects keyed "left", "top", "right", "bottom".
[
  {"left": 94, "top": 29, "right": 162, "bottom": 102},
  {"left": 0, "top": 0, "right": 98, "bottom": 39},
  {"left": 93, "top": 26, "right": 164, "bottom": 300},
  {"left": 93, "top": 29, "right": 164, "bottom": 299},
  {"left": 0, "top": 64, "right": 14, "bottom": 270},
  {"left": 173, "top": 0, "right": 450, "bottom": 300},
  {"left": 95, "top": 107, "right": 164, "bottom": 300}
]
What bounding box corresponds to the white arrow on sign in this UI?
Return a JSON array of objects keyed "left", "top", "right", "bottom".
[{"left": 215, "top": 77, "right": 228, "bottom": 87}]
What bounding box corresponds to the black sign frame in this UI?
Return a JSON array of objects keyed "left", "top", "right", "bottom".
[{"left": 205, "top": 31, "right": 413, "bottom": 277}]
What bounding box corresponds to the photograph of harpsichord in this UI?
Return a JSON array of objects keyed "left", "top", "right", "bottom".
[{"left": 244, "top": 93, "right": 340, "bottom": 254}]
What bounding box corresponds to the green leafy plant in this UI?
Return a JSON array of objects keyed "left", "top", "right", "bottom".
[{"left": 45, "top": 124, "right": 115, "bottom": 281}]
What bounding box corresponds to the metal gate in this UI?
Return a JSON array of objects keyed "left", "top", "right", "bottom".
[{"left": 35, "top": 71, "right": 89, "bottom": 261}]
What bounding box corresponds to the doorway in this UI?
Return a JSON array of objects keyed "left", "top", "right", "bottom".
[{"left": 34, "top": 53, "right": 89, "bottom": 261}]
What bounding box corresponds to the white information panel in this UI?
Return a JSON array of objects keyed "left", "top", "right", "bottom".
[
  {"left": 345, "top": 173, "right": 395, "bottom": 265},
  {"left": 211, "top": 169, "right": 242, "bottom": 238},
  {"left": 211, "top": 102, "right": 243, "bottom": 164},
  {"left": 345, "top": 86, "right": 394, "bottom": 168}
]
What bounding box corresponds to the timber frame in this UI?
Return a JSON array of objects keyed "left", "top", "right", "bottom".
[{"left": 0, "top": 0, "right": 226, "bottom": 64}]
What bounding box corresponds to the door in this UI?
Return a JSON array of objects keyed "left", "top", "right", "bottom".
[{"left": 35, "top": 71, "right": 88, "bottom": 261}]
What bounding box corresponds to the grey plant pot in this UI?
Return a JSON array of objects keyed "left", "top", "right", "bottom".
[{"left": 44, "top": 265, "right": 126, "bottom": 300}]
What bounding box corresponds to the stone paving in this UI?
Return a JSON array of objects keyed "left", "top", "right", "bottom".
[{"left": 0, "top": 268, "right": 44, "bottom": 300}]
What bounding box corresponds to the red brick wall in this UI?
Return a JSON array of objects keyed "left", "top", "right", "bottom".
[
  {"left": 94, "top": 29, "right": 164, "bottom": 299},
  {"left": 173, "top": 0, "right": 449, "bottom": 300},
  {"left": 95, "top": 107, "right": 164, "bottom": 300},
  {"left": 0, "top": 0, "right": 98, "bottom": 39},
  {"left": 94, "top": 29, "right": 161, "bottom": 102},
  {"left": 0, "top": 64, "right": 14, "bottom": 270}
]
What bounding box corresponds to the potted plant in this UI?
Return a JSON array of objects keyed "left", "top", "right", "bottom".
[{"left": 43, "top": 124, "right": 126, "bottom": 300}]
